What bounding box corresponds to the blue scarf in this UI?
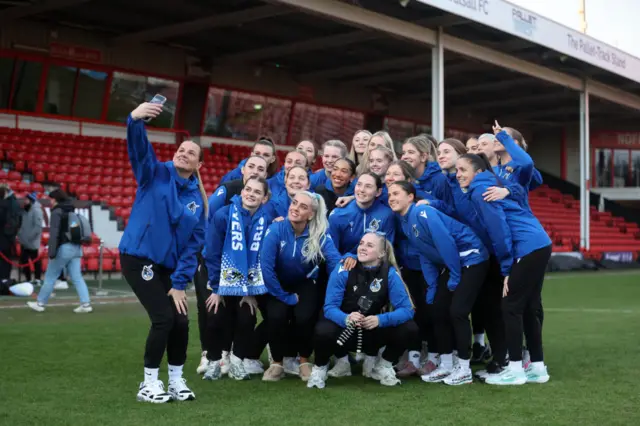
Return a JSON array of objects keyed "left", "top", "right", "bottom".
[{"left": 219, "top": 197, "right": 268, "bottom": 296}]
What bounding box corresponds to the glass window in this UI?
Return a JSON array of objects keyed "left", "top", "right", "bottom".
[
  {"left": 631, "top": 151, "right": 640, "bottom": 187},
  {"left": 340, "top": 111, "right": 366, "bottom": 147},
  {"left": 595, "top": 149, "right": 612, "bottom": 187},
  {"left": 74, "top": 69, "right": 107, "bottom": 120},
  {"left": 0, "top": 57, "right": 14, "bottom": 109},
  {"left": 202, "top": 87, "right": 292, "bottom": 145},
  {"left": 613, "top": 149, "right": 630, "bottom": 187},
  {"left": 107, "top": 72, "right": 179, "bottom": 128},
  {"left": 288, "top": 102, "right": 362, "bottom": 146},
  {"left": 384, "top": 118, "right": 414, "bottom": 144},
  {"left": 44, "top": 65, "right": 76, "bottom": 116},
  {"left": 11, "top": 60, "right": 43, "bottom": 112},
  {"left": 415, "top": 123, "right": 432, "bottom": 135}
]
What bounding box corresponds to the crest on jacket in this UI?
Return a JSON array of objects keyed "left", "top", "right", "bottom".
[
  {"left": 186, "top": 201, "right": 200, "bottom": 214},
  {"left": 370, "top": 278, "right": 382, "bottom": 293},
  {"left": 142, "top": 265, "right": 154, "bottom": 281},
  {"left": 367, "top": 218, "right": 380, "bottom": 232},
  {"left": 412, "top": 224, "right": 419, "bottom": 238}
]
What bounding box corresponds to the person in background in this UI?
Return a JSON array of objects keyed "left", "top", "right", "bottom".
[
  {"left": 220, "top": 137, "right": 278, "bottom": 183},
  {"left": 401, "top": 135, "right": 452, "bottom": 206},
  {"left": 296, "top": 140, "right": 319, "bottom": 173},
  {"left": 466, "top": 137, "right": 479, "bottom": 154},
  {"left": 268, "top": 151, "right": 308, "bottom": 197},
  {"left": 311, "top": 140, "right": 348, "bottom": 190},
  {"left": 316, "top": 158, "right": 356, "bottom": 215},
  {"left": 118, "top": 102, "right": 206, "bottom": 404},
  {"left": 348, "top": 130, "right": 372, "bottom": 169},
  {"left": 307, "top": 232, "right": 417, "bottom": 389},
  {"left": 0, "top": 184, "right": 21, "bottom": 281},
  {"left": 27, "top": 189, "right": 92, "bottom": 314},
  {"left": 356, "top": 131, "right": 397, "bottom": 176},
  {"left": 18, "top": 192, "right": 43, "bottom": 285}
]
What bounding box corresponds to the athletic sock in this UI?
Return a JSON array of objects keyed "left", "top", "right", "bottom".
[
  {"left": 474, "top": 333, "right": 485, "bottom": 346},
  {"left": 427, "top": 353, "right": 438, "bottom": 364},
  {"left": 408, "top": 351, "right": 421, "bottom": 368},
  {"left": 144, "top": 367, "right": 159, "bottom": 384},
  {"left": 531, "top": 361, "right": 545, "bottom": 370},
  {"left": 168, "top": 364, "right": 184, "bottom": 382},
  {"left": 440, "top": 353, "right": 453, "bottom": 370}
]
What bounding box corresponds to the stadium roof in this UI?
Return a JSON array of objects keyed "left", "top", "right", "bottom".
[{"left": 3, "top": 0, "right": 638, "bottom": 129}]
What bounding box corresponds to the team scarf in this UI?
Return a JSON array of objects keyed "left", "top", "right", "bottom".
[{"left": 219, "top": 196, "right": 268, "bottom": 296}]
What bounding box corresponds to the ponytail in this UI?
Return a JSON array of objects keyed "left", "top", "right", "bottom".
[
  {"left": 299, "top": 191, "right": 329, "bottom": 265},
  {"left": 195, "top": 168, "right": 209, "bottom": 219},
  {"left": 367, "top": 232, "right": 415, "bottom": 309}
]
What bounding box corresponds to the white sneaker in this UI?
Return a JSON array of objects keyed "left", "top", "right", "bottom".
[
  {"left": 421, "top": 365, "right": 452, "bottom": 383},
  {"left": 362, "top": 355, "right": 377, "bottom": 378},
  {"left": 220, "top": 351, "right": 231, "bottom": 375},
  {"left": 283, "top": 357, "right": 300, "bottom": 376},
  {"left": 168, "top": 378, "right": 195, "bottom": 401},
  {"left": 307, "top": 365, "right": 328, "bottom": 389},
  {"left": 443, "top": 365, "right": 473, "bottom": 386},
  {"left": 203, "top": 360, "right": 222, "bottom": 381},
  {"left": 371, "top": 359, "right": 401, "bottom": 386},
  {"left": 73, "top": 304, "right": 93, "bottom": 313},
  {"left": 485, "top": 366, "right": 527, "bottom": 386},
  {"left": 137, "top": 380, "right": 172, "bottom": 403},
  {"left": 243, "top": 359, "right": 264, "bottom": 375},
  {"left": 27, "top": 301, "right": 45, "bottom": 312},
  {"left": 54, "top": 280, "right": 69, "bottom": 290},
  {"left": 196, "top": 351, "right": 208, "bottom": 374},
  {"left": 525, "top": 362, "right": 550, "bottom": 384},
  {"left": 328, "top": 357, "right": 352, "bottom": 378},
  {"left": 228, "top": 355, "right": 250, "bottom": 380}
]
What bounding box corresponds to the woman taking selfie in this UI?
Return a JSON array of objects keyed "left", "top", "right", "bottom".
[{"left": 119, "top": 102, "right": 207, "bottom": 403}]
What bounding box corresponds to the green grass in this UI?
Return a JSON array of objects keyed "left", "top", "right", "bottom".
[{"left": 2, "top": 271, "right": 640, "bottom": 425}]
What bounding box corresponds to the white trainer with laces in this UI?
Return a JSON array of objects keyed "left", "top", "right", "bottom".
[
  {"left": 168, "top": 378, "right": 195, "bottom": 401},
  {"left": 525, "top": 363, "right": 550, "bottom": 384},
  {"left": 371, "top": 359, "right": 401, "bottom": 386},
  {"left": 228, "top": 355, "right": 250, "bottom": 380},
  {"left": 220, "top": 351, "right": 231, "bottom": 375},
  {"left": 283, "top": 357, "right": 300, "bottom": 376},
  {"left": 203, "top": 360, "right": 222, "bottom": 381},
  {"left": 485, "top": 366, "right": 527, "bottom": 386},
  {"left": 243, "top": 358, "right": 264, "bottom": 375},
  {"left": 421, "top": 366, "right": 452, "bottom": 383},
  {"left": 73, "top": 304, "right": 93, "bottom": 313},
  {"left": 307, "top": 365, "right": 328, "bottom": 389},
  {"left": 328, "top": 357, "right": 352, "bottom": 378},
  {"left": 443, "top": 365, "right": 473, "bottom": 386},
  {"left": 137, "top": 380, "right": 172, "bottom": 404},
  {"left": 26, "top": 301, "right": 45, "bottom": 312},
  {"left": 196, "top": 351, "right": 208, "bottom": 374},
  {"left": 362, "top": 355, "right": 377, "bottom": 378}
]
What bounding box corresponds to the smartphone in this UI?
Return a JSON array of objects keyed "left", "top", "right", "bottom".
[{"left": 144, "top": 94, "right": 167, "bottom": 122}]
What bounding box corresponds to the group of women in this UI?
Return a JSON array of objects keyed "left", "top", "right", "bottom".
[{"left": 121, "top": 102, "right": 552, "bottom": 403}]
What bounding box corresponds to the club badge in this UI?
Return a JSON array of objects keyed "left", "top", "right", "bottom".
[
  {"left": 186, "top": 201, "right": 200, "bottom": 214},
  {"left": 141, "top": 265, "right": 154, "bottom": 281},
  {"left": 368, "top": 218, "right": 380, "bottom": 232},
  {"left": 369, "top": 278, "right": 382, "bottom": 293},
  {"left": 222, "top": 268, "right": 242, "bottom": 284},
  {"left": 412, "top": 224, "right": 419, "bottom": 237}
]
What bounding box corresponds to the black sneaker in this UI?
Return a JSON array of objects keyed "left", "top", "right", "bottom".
[
  {"left": 471, "top": 343, "right": 488, "bottom": 364},
  {"left": 475, "top": 360, "right": 506, "bottom": 382},
  {"left": 483, "top": 343, "right": 493, "bottom": 362}
]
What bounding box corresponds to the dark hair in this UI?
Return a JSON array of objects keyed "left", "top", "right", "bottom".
[
  {"left": 286, "top": 150, "right": 309, "bottom": 169},
  {"left": 244, "top": 176, "right": 270, "bottom": 201},
  {"left": 254, "top": 137, "right": 279, "bottom": 176},
  {"left": 387, "top": 160, "right": 415, "bottom": 181},
  {"left": 357, "top": 171, "right": 383, "bottom": 190},
  {"left": 49, "top": 188, "right": 70, "bottom": 203},
  {"left": 439, "top": 138, "right": 467, "bottom": 156},
  {"left": 458, "top": 153, "right": 496, "bottom": 174},
  {"left": 244, "top": 155, "right": 268, "bottom": 168},
  {"left": 389, "top": 180, "right": 416, "bottom": 199},
  {"left": 0, "top": 187, "right": 6, "bottom": 199},
  {"left": 504, "top": 127, "right": 524, "bottom": 146},
  {"left": 333, "top": 157, "right": 356, "bottom": 177}
]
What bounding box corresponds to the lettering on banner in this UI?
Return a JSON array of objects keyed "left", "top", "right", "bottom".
[
  {"left": 617, "top": 133, "right": 640, "bottom": 147},
  {"left": 448, "top": 0, "right": 489, "bottom": 15},
  {"left": 512, "top": 7, "right": 537, "bottom": 37},
  {"left": 566, "top": 34, "right": 627, "bottom": 70}
]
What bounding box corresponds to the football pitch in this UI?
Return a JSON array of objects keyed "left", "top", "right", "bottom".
[{"left": 2, "top": 270, "right": 640, "bottom": 426}]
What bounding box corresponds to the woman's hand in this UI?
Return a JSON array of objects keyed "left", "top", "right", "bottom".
[
  {"left": 492, "top": 120, "right": 503, "bottom": 135},
  {"left": 483, "top": 186, "right": 510, "bottom": 202},
  {"left": 416, "top": 199, "right": 431, "bottom": 206},
  {"left": 131, "top": 102, "right": 163, "bottom": 121},
  {"left": 341, "top": 256, "right": 357, "bottom": 271},
  {"left": 273, "top": 216, "right": 285, "bottom": 223},
  {"left": 335, "top": 196, "right": 355, "bottom": 208},
  {"left": 239, "top": 296, "right": 258, "bottom": 316},
  {"left": 347, "top": 312, "right": 364, "bottom": 326},
  {"left": 168, "top": 289, "right": 188, "bottom": 315},
  {"left": 361, "top": 315, "right": 380, "bottom": 330},
  {"left": 205, "top": 293, "right": 224, "bottom": 313},
  {"left": 502, "top": 276, "right": 510, "bottom": 298}
]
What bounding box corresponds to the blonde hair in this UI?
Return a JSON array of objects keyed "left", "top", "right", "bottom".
[
  {"left": 298, "top": 191, "right": 329, "bottom": 265},
  {"left": 195, "top": 168, "right": 209, "bottom": 219},
  {"left": 322, "top": 139, "right": 348, "bottom": 158},
  {"left": 357, "top": 131, "right": 397, "bottom": 175},
  {"left": 348, "top": 129, "right": 372, "bottom": 166},
  {"left": 367, "top": 232, "right": 415, "bottom": 309},
  {"left": 403, "top": 134, "right": 438, "bottom": 165},
  {"left": 367, "top": 145, "right": 395, "bottom": 174}
]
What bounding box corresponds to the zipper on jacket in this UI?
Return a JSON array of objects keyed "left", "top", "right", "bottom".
[
  {"left": 292, "top": 239, "right": 297, "bottom": 258},
  {"left": 363, "top": 213, "right": 367, "bottom": 233}
]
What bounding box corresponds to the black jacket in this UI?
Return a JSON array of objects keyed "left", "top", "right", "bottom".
[{"left": 48, "top": 201, "right": 74, "bottom": 258}]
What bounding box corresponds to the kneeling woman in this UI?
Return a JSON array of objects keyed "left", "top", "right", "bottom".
[
  {"left": 308, "top": 232, "right": 417, "bottom": 389},
  {"left": 388, "top": 181, "right": 489, "bottom": 386},
  {"left": 203, "top": 177, "right": 273, "bottom": 381},
  {"left": 260, "top": 192, "right": 343, "bottom": 381},
  {"left": 456, "top": 153, "right": 552, "bottom": 385}
]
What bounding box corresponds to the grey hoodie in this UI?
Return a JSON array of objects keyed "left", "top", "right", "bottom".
[{"left": 17, "top": 201, "right": 43, "bottom": 250}]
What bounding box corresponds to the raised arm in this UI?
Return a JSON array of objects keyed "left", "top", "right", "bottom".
[
  {"left": 496, "top": 130, "right": 533, "bottom": 186},
  {"left": 127, "top": 103, "right": 163, "bottom": 187}
]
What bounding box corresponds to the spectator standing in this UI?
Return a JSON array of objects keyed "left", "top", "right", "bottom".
[{"left": 18, "top": 192, "right": 43, "bottom": 284}]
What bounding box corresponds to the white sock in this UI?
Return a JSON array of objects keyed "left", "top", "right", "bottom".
[
  {"left": 427, "top": 353, "right": 438, "bottom": 364},
  {"left": 531, "top": 361, "right": 545, "bottom": 370},
  {"left": 458, "top": 358, "right": 470, "bottom": 370},
  {"left": 474, "top": 333, "right": 485, "bottom": 346},
  {"left": 365, "top": 355, "right": 377, "bottom": 364},
  {"left": 509, "top": 360, "right": 524, "bottom": 372},
  {"left": 336, "top": 355, "right": 349, "bottom": 364},
  {"left": 440, "top": 353, "right": 453, "bottom": 370},
  {"left": 168, "top": 364, "right": 184, "bottom": 382},
  {"left": 408, "top": 351, "right": 421, "bottom": 368},
  {"left": 144, "top": 367, "right": 159, "bottom": 384}
]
